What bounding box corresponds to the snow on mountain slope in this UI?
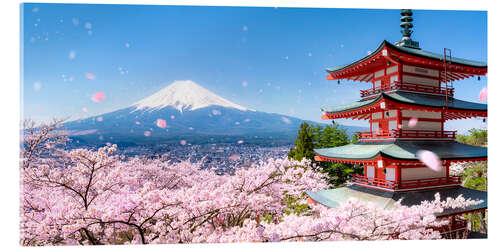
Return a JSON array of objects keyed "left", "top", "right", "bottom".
[{"left": 132, "top": 80, "right": 252, "bottom": 112}]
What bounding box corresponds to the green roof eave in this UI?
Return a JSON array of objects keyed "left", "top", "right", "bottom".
[
  {"left": 307, "top": 185, "right": 487, "bottom": 216},
  {"left": 314, "top": 140, "right": 487, "bottom": 161},
  {"left": 325, "top": 40, "right": 487, "bottom": 74},
  {"left": 321, "top": 91, "right": 487, "bottom": 114}
]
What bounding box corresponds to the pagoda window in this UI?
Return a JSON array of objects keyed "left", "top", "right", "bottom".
[
  {"left": 402, "top": 74, "right": 439, "bottom": 87},
  {"left": 403, "top": 65, "right": 439, "bottom": 78},
  {"left": 371, "top": 122, "right": 379, "bottom": 132},
  {"left": 386, "top": 65, "right": 398, "bottom": 74},
  {"left": 401, "top": 110, "right": 441, "bottom": 119},
  {"left": 366, "top": 166, "right": 375, "bottom": 178},
  {"left": 372, "top": 112, "right": 382, "bottom": 119},
  {"left": 390, "top": 74, "right": 399, "bottom": 83},
  {"left": 374, "top": 69, "right": 385, "bottom": 78},
  {"left": 385, "top": 168, "right": 396, "bottom": 181},
  {"left": 401, "top": 167, "right": 446, "bottom": 180},
  {"left": 389, "top": 120, "right": 397, "bottom": 130},
  {"left": 374, "top": 80, "right": 381, "bottom": 89}
]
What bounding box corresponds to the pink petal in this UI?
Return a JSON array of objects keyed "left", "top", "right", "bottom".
[
  {"left": 281, "top": 117, "right": 291, "bottom": 124},
  {"left": 180, "top": 140, "right": 187, "bottom": 145},
  {"left": 135, "top": 121, "right": 141, "bottom": 125},
  {"left": 156, "top": 118, "right": 167, "bottom": 128},
  {"left": 97, "top": 117, "right": 103, "bottom": 122},
  {"left": 479, "top": 87, "right": 487, "bottom": 101},
  {"left": 143, "top": 131, "right": 151, "bottom": 137},
  {"left": 408, "top": 118, "right": 418, "bottom": 128},
  {"left": 91, "top": 92, "right": 106, "bottom": 103},
  {"left": 170, "top": 115, "right": 175, "bottom": 119},
  {"left": 237, "top": 140, "right": 244, "bottom": 144},
  {"left": 228, "top": 154, "right": 240, "bottom": 161},
  {"left": 85, "top": 72, "right": 95, "bottom": 80},
  {"left": 417, "top": 150, "right": 442, "bottom": 171}
]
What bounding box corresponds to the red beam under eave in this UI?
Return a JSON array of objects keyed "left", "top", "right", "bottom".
[{"left": 326, "top": 74, "right": 335, "bottom": 80}]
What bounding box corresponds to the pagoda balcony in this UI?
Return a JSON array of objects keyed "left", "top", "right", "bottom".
[
  {"left": 360, "top": 81, "right": 454, "bottom": 99},
  {"left": 357, "top": 129, "right": 457, "bottom": 141},
  {"left": 352, "top": 175, "right": 462, "bottom": 191}
]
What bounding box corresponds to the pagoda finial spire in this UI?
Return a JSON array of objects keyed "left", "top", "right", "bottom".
[{"left": 395, "top": 9, "right": 420, "bottom": 49}]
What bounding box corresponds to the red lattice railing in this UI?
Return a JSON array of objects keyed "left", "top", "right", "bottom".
[
  {"left": 360, "top": 81, "right": 454, "bottom": 98},
  {"left": 352, "top": 175, "right": 462, "bottom": 190},
  {"left": 357, "top": 129, "right": 456, "bottom": 140}
]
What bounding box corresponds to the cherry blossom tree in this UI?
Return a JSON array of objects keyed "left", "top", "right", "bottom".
[{"left": 20, "top": 120, "right": 483, "bottom": 245}]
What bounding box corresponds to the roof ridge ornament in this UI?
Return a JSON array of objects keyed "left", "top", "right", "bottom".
[{"left": 395, "top": 9, "right": 421, "bottom": 50}]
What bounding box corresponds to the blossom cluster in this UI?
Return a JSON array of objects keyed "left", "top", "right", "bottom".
[{"left": 20, "top": 144, "right": 482, "bottom": 245}]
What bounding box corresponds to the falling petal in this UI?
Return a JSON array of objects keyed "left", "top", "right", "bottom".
[
  {"left": 242, "top": 81, "right": 248, "bottom": 87},
  {"left": 479, "top": 87, "right": 487, "bottom": 101},
  {"left": 417, "top": 150, "right": 442, "bottom": 171},
  {"left": 235, "top": 121, "right": 240, "bottom": 125},
  {"left": 237, "top": 140, "right": 244, "bottom": 144},
  {"left": 408, "top": 118, "right": 418, "bottom": 128},
  {"left": 244, "top": 118, "right": 251, "bottom": 122},
  {"left": 85, "top": 72, "right": 95, "bottom": 80},
  {"left": 228, "top": 154, "right": 240, "bottom": 161},
  {"left": 170, "top": 115, "right": 175, "bottom": 119},
  {"left": 307, "top": 52, "right": 312, "bottom": 57},
  {"left": 135, "top": 121, "right": 141, "bottom": 125},
  {"left": 84, "top": 22, "right": 92, "bottom": 29},
  {"left": 33, "top": 81, "right": 42, "bottom": 91},
  {"left": 125, "top": 42, "right": 130, "bottom": 48},
  {"left": 97, "top": 117, "right": 103, "bottom": 122},
  {"left": 180, "top": 140, "right": 187, "bottom": 145},
  {"left": 143, "top": 131, "right": 151, "bottom": 137},
  {"left": 281, "top": 117, "right": 291, "bottom": 124},
  {"left": 99, "top": 135, "right": 104, "bottom": 140},
  {"left": 188, "top": 127, "right": 194, "bottom": 130},
  {"left": 68, "top": 50, "right": 76, "bottom": 60},
  {"left": 91, "top": 92, "right": 106, "bottom": 103},
  {"left": 212, "top": 109, "right": 221, "bottom": 116},
  {"left": 156, "top": 118, "right": 167, "bottom": 128}
]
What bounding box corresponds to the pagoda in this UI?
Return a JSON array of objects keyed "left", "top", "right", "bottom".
[{"left": 306, "top": 9, "right": 487, "bottom": 238}]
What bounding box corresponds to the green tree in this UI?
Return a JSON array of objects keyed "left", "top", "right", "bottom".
[
  {"left": 456, "top": 129, "right": 487, "bottom": 146},
  {"left": 288, "top": 122, "right": 315, "bottom": 161},
  {"left": 289, "top": 123, "right": 363, "bottom": 186}
]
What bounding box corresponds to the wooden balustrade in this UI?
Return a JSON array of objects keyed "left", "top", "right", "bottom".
[
  {"left": 352, "top": 174, "right": 462, "bottom": 190},
  {"left": 357, "top": 129, "right": 456, "bottom": 140},
  {"left": 360, "top": 81, "right": 454, "bottom": 98}
]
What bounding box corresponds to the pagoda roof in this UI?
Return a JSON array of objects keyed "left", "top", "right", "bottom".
[
  {"left": 321, "top": 91, "right": 487, "bottom": 118},
  {"left": 326, "top": 40, "right": 487, "bottom": 75},
  {"left": 306, "top": 185, "right": 487, "bottom": 217},
  {"left": 314, "top": 140, "right": 487, "bottom": 161}
]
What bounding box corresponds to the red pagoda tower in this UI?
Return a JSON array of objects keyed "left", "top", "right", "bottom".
[{"left": 306, "top": 9, "right": 487, "bottom": 238}]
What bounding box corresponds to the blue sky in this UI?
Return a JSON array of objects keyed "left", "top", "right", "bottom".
[{"left": 21, "top": 3, "right": 487, "bottom": 133}]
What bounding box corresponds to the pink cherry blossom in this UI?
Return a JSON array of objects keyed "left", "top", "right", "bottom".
[
  {"left": 237, "top": 140, "right": 244, "bottom": 144},
  {"left": 417, "top": 150, "right": 442, "bottom": 171},
  {"left": 479, "top": 87, "right": 487, "bottom": 101},
  {"left": 156, "top": 118, "right": 167, "bottom": 128},
  {"left": 143, "top": 131, "right": 151, "bottom": 137},
  {"left": 408, "top": 117, "right": 418, "bottom": 128},
  {"left": 228, "top": 154, "right": 240, "bottom": 161},
  {"left": 97, "top": 117, "right": 103, "bottom": 122},
  {"left": 91, "top": 92, "right": 106, "bottom": 103},
  {"left": 135, "top": 121, "right": 141, "bottom": 125},
  {"left": 85, "top": 72, "right": 95, "bottom": 80},
  {"left": 281, "top": 117, "right": 291, "bottom": 124},
  {"left": 180, "top": 140, "right": 187, "bottom": 145},
  {"left": 170, "top": 115, "right": 175, "bottom": 119}
]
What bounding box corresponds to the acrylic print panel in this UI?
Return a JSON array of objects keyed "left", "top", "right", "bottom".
[{"left": 20, "top": 3, "right": 488, "bottom": 246}]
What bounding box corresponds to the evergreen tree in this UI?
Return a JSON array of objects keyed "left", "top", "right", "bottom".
[{"left": 288, "top": 122, "right": 315, "bottom": 161}]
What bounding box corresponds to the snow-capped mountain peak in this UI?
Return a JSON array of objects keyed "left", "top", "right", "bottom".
[{"left": 132, "top": 80, "right": 251, "bottom": 112}]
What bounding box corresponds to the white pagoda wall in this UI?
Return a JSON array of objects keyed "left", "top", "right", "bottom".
[{"left": 401, "top": 110, "right": 442, "bottom": 131}]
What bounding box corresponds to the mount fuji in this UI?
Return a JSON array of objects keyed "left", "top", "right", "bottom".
[{"left": 63, "top": 80, "right": 363, "bottom": 146}]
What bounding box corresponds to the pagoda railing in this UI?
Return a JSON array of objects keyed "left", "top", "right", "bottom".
[
  {"left": 352, "top": 175, "right": 462, "bottom": 190},
  {"left": 357, "top": 129, "right": 457, "bottom": 140},
  {"left": 360, "top": 81, "right": 454, "bottom": 99}
]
